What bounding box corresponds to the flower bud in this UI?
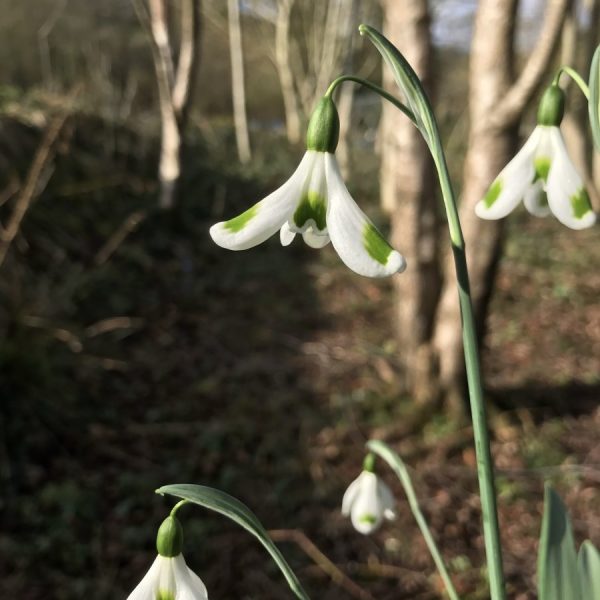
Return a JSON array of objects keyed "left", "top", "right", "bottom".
[
  {"left": 156, "top": 515, "right": 183, "bottom": 558},
  {"left": 537, "top": 85, "right": 565, "bottom": 126},
  {"left": 306, "top": 96, "right": 340, "bottom": 153}
]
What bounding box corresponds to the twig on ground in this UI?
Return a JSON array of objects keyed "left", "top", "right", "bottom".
[{"left": 94, "top": 209, "right": 147, "bottom": 265}]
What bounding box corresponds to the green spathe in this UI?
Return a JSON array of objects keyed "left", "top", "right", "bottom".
[
  {"left": 537, "top": 86, "right": 565, "bottom": 126},
  {"left": 293, "top": 191, "right": 327, "bottom": 230},
  {"left": 224, "top": 204, "right": 258, "bottom": 233},
  {"left": 156, "top": 516, "right": 184, "bottom": 558},
  {"left": 363, "top": 223, "right": 393, "bottom": 265},
  {"left": 306, "top": 96, "right": 340, "bottom": 153},
  {"left": 483, "top": 180, "right": 502, "bottom": 208},
  {"left": 570, "top": 188, "right": 593, "bottom": 219}
]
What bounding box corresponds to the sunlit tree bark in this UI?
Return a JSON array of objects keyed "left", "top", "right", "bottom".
[
  {"left": 380, "top": 0, "right": 442, "bottom": 404},
  {"left": 227, "top": 0, "right": 251, "bottom": 163}
]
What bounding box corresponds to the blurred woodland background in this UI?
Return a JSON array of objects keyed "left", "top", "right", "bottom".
[{"left": 0, "top": 0, "right": 599, "bottom": 598}]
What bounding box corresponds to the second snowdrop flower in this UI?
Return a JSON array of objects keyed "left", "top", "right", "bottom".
[
  {"left": 342, "top": 455, "right": 397, "bottom": 535},
  {"left": 476, "top": 85, "right": 596, "bottom": 230},
  {"left": 210, "top": 96, "right": 406, "bottom": 278}
]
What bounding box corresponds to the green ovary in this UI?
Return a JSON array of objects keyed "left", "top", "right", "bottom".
[
  {"left": 570, "top": 188, "right": 593, "bottom": 219},
  {"left": 224, "top": 204, "right": 258, "bottom": 232},
  {"left": 156, "top": 590, "right": 175, "bottom": 600},
  {"left": 358, "top": 514, "right": 377, "bottom": 525},
  {"left": 293, "top": 191, "right": 327, "bottom": 230},
  {"left": 483, "top": 180, "right": 502, "bottom": 208},
  {"left": 534, "top": 157, "right": 551, "bottom": 182},
  {"left": 363, "top": 223, "right": 393, "bottom": 265}
]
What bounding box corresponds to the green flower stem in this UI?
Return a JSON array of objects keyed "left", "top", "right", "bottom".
[
  {"left": 325, "top": 75, "right": 417, "bottom": 125},
  {"left": 553, "top": 66, "right": 590, "bottom": 99},
  {"left": 367, "top": 440, "right": 460, "bottom": 600},
  {"left": 431, "top": 140, "right": 506, "bottom": 600},
  {"left": 170, "top": 499, "right": 189, "bottom": 517}
]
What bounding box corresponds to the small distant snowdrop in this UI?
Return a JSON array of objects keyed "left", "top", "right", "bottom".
[{"left": 342, "top": 467, "right": 397, "bottom": 535}]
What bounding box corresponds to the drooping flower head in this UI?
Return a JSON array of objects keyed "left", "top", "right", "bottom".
[
  {"left": 127, "top": 515, "right": 208, "bottom": 600},
  {"left": 476, "top": 85, "right": 596, "bottom": 230},
  {"left": 210, "top": 96, "right": 407, "bottom": 278},
  {"left": 342, "top": 455, "right": 396, "bottom": 535}
]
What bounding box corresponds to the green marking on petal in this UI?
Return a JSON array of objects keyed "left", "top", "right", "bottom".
[
  {"left": 534, "top": 157, "right": 551, "bottom": 183},
  {"left": 293, "top": 191, "right": 327, "bottom": 231},
  {"left": 483, "top": 180, "right": 502, "bottom": 208},
  {"left": 156, "top": 590, "right": 176, "bottom": 600},
  {"left": 363, "top": 223, "right": 393, "bottom": 265},
  {"left": 224, "top": 204, "right": 258, "bottom": 233},
  {"left": 358, "top": 514, "right": 377, "bottom": 525},
  {"left": 539, "top": 190, "right": 549, "bottom": 208},
  {"left": 570, "top": 188, "right": 593, "bottom": 219}
]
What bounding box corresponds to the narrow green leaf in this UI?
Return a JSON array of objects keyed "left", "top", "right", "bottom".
[
  {"left": 367, "top": 440, "right": 460, "bottom": 600},
  {"left": 579, "top": 540, "right": 600, "bottom": 600},
  {"left": 589, "top": 44, "right": 600, "bottom": 152},
  {"left": 537, "top": 484, "right": 582, "bottom": 600},
  {"left": 358, "top": 24, "right": 437, "bottom": 149},
  {"left": 157, "top": 484, "right": 310, "bottom": 600}
]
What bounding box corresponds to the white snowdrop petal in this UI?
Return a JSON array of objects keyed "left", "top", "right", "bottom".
[
  {"left": 547, "top": 129, "right": 596, "bottom": 229},
  {"left": 341, "top": 474, "right": 363, "bottom": 516},
  {"left": 475, "top": 127, "right": 540, "bottom": 220},
  {"left": 210, "top": 152, "right": 316, "bottom": 250},
  {"left": 171, "top": 554, "right": 209, "bottom": 600},
  {"left": 350, "top": 472, "right": 383, "bottom": 535},
  {"left": 302, "top": 228, "right": 330, "bottom": 248},
  {"left": 377, "top": 479, "right": 397, "bottom": 518},
  {"left": 279, "top": 222, "right": 296, "bottom": 246},
  {"left": 523, "top": 179, "right": 551, "bottom": 217},
  {"left": 325, "top": 155, "right": 406, "bottom": 278},
  {"left": 126, "top": 556, "right": 162, "bottom": 600}
]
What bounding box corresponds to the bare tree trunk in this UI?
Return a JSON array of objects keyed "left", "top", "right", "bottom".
[
  {"left": 133, "top": 0, "right": 201, "bottom": 209},
  {"left": 275, "top": 0, "right": 302, "bottom": 144},
  {"left": 432, "top": 0, "right": 569, "bottom": 415},
  {"left": 228, "top": 0, "right": 251, "bottom": 163},
  {"left": 380, "top": 0, "right": 442, "bottom": 404}
]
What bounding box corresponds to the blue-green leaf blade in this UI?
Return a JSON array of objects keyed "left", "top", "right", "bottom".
[
  {"left": 589, "top": 44, "right": 600, "bottom": 152},
  {"left": 157, "top": 484, "right": 310, "bottom": 600},
  {"left": 537, "top": 484, "right": 582, "bottom": 600},
  {"left": 579, "top": 540, "right": 600, "bottom": 600},
  {"left": 358, "top": 24, "right": 436, "bottom": 148}
]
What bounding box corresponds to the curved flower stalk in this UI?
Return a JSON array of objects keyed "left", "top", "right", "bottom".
[
  {"left": 342, "top": 457, "right": 397, "bottom": 535},
  {"left": 476, "top": 85, "right": 596, "bottom": 229},
  {"left": 127, "top": 514, "right": 208, "bottom": 600},
  {"left": 210, "top": 97, "right": 406, "bottom": 278}
]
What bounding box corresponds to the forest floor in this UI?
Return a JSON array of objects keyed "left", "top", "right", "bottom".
[{"left": 1, "top": 122, "right": 599, "bottom": 600}]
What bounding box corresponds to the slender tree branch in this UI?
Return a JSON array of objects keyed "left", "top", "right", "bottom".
[
  {"left": 0, "top": 98, "right": 75, "bottom": 269},
  {"left": 493, "top": 0, "right": 571, "bottom": 127},
  {"left": 172, "top": 0, "right": 200, "bottom": 122}
]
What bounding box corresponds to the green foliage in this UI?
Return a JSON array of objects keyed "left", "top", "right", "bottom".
[
  {"left": 589, "top": 45, "right": 600, "bottom": 152},
  {"left": 538, "top": 485, "right": 600, "bottom": 600},
  {"left": 157, "top": 484, "right": 310, "bottom": 600}
]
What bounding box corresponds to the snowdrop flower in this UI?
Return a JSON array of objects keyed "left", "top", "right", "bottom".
[
  {"left": 342, "top": 457, "right": 396, "bottom": 535},
  {"left": 210, "top": 96, "right": 406, "bottom": 278},
  {"left": 476, "top": 85, "right": 596, "bottom": 230},
  {"left": 127, "top": 516, "right": 208, "bottom": 600}
]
